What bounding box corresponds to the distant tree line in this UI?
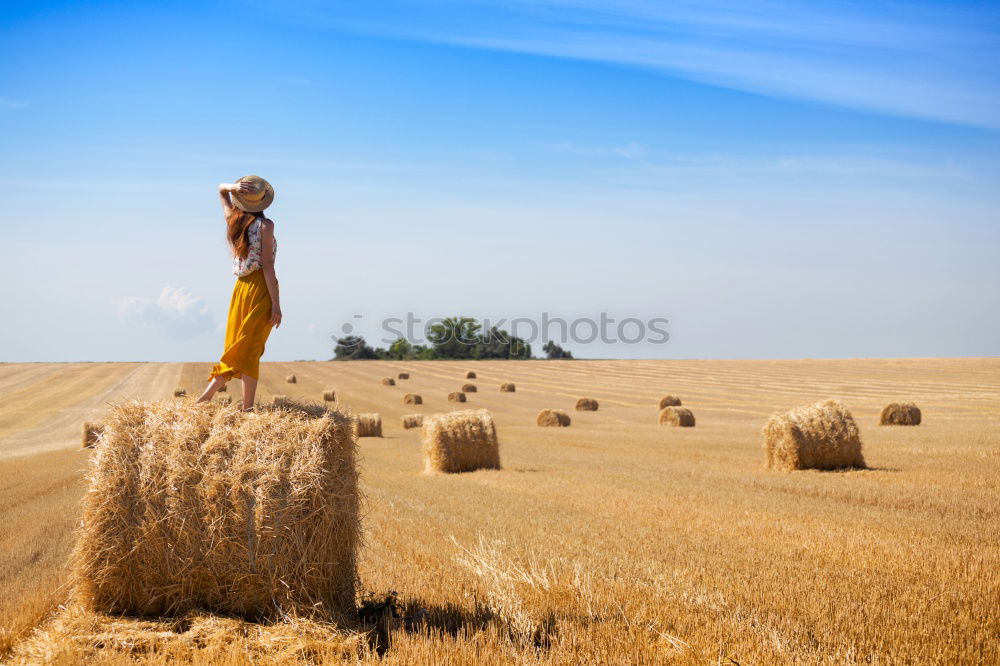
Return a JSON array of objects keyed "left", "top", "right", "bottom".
[{"left": 332, "top": 316, "right": 574, "bottom": 360}]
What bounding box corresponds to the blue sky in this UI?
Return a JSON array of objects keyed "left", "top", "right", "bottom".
[{"left": 1, "top": 0, "right": 998, "bottom": 361}]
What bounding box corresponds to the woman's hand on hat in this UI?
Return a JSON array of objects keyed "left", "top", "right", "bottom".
[{"left": 220, "top": 181, "right": 256, "bottom": 194}]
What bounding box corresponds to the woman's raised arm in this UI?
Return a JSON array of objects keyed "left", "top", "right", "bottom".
[{"left": 218, "top": 181, "right": 254, "bottom": 215}]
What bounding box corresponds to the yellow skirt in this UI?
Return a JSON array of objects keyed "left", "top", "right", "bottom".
[{"left": 208, "top": 269, "right": 273, "bottom": 381}]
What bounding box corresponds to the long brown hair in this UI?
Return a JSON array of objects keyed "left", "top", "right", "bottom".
[{"left": 226, "top": 208, "right": 260, "bottom": 260}]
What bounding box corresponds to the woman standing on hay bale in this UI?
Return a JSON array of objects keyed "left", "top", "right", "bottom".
[{"left": 196, "top": 176, "right": 281, "bottom": 411}]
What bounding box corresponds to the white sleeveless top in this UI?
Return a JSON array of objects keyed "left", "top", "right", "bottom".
[{"left": 233, "top": 218, "right": 277, "bottom": 277}]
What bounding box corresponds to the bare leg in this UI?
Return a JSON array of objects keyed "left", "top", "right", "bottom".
[
  {"left": 241, "top": 375, "right": 258, "bottom": 411},
  {"left": 196, "top": 376, "right": 229, "bottom": 403}
]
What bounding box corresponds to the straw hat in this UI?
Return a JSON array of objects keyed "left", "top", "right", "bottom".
[{"left": 231, "top": 174, "right": 274, "bottom": 213}]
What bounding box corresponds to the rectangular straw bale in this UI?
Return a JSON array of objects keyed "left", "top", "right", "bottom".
[
  {"left": 72, "top": 399, "right": 359, "bottom": 621},
  {"left": 357, "top": 413, "right": 383, "bottom": 437},
  {"left": 81, "top": 421, "right": 103, "bottom": 448},
  {"left": 880, "top": 402, "right": 921, "bottom": 425},
  {"left": 421, "top": 409, "right": 500, "bottom": 473},
  {"left": 402, "top": 414, "right": 423, "bottom": 429},
  {"left": 763, "top": 398, "right": 866, "bottom": 471}
]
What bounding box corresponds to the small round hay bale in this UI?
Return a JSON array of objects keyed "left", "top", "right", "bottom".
[
  {"left": 461, "top": 383, "right": 477, "bottom": 393},
  {"left": 466, "top": 371, "right": 477, "bottom": 379},
  {"left": 403, "top": 393, "right": 423, "bottom": 405},
  {"left": 575, "top": 398, "right": 599, "bottom": 411},
  {"left": 658, "top": 395, "right": 682, "bottom": 409},
  {"left": 880, "top": 402, "right": 921, "bottom": 426},
  {"left": 763, "top": 399, "right": 866, "bottom": 471},
  {"left": 172, "top": 388, "right": 186, "bottom": 398},
  {"left": 402, "top": 414, "right": 424, "bottom": 429},
  {"left": 381, "top": 377, "right": 396, "bottom": 386},
  {"left": 217, "top": 395, "right": 233, "bottom": 406},
  {"left": 323, "top": 389, "right": 337, "bottom": 402},
  {"left": 536, "top": 409, "right": 570, "bottom": 427},
  {"left": 398, "top": 372, "right": 410, "bottom": 380},
  {"left": 357, "top": 413, "right": 383, "bottom": 437},
  {"left": 448, "top": 392, "right": 467, "bottom": 403},
  {"left": 659, "top": 406, "right": 695, "bottom": 427},
  {"left": 286, "top": 374, "right": 297, "bottom": 384},
  {"left": 499, "top": 382, "right": 516, "bottom": 393},
  {"left": 421, "top": 409, "right": 500, "bottom": 473},
  {"left": 81, "top": 421, "right": 103, "bottom": 449},
  {"left": 217, "top": 383, "right": 227, "bottom": 393}
]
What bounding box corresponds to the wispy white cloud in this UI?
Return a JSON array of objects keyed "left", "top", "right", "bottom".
[
  {"left": 115, "top": 286, "right": 215, "bottom": 339},
  {"left": 0, "top": 98, "right": 29, "bottom": 110},
  {"left": 614, "top": 142, "right": 646, "bottom": 159},
  {"left": 279, "top": 0, "right": 1000, "bottom": 128}
]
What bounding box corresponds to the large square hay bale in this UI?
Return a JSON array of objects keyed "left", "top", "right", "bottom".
[
  {"left": 72, "top": 399, "right": 359, "bottom": 620},
  {"left": 575, "top": 398, "right": 598, "bottom": 411},
  {"left": 81, "top": 422, "right": 103, "bottom": 449},
  {"left": 763, "top": 399, "right": 866, "bottom": 471},
  {"left": 402, "top": 414, "right": 423, "bottom": 429},
  {"left": 499, "top": 382, "right": 516, "bottom": 392},
  {"left": 357, "top": 413, "right": 383, "bottom": 437},
  {"left": 381, "top": 377, "right": 396, "bottom": 386},
  {"left": 448, "top": 392, "right": 467, "bottom": 403},
  {"left": 536, "top": 409, "right": 570, "bottom": 427},
  {"left": 658, "top": 395, "right": 681, "bottom": 409},
  {"left": 659, "top": 406, "right": 695, "bottom": 427},
  {"left": 461, "top": 383, "right": 477, "bottom": 393},
  {"left": 880, "top": 402, "right": 921, "bottom": 425},
  {"left": 323, "top": 389, "right": 337, "bottom": 402},
  {"left": 403, "top": 393, "right": 423, "bottom": 405},
  {"left": 421, "top": 409, "right": 500, "bottom": 473}
]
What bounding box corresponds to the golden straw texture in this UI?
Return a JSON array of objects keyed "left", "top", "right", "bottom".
[
  {"left": 421, "top": 409, "right": 500, "bottom": 473},
  {"left": 763, "top": 399, "right": 866, "bottom": 470},
  {"left": 658, "top": 406, "right": 695, "bottom": 427},
  {"left": 536, "top": 409, "right": 570, "bottom": 427},
  {"left": 448, "top": 392, "right": 467, "bottom": 403},
  {"left": 81, "top": 422, "right": 102, "bottom": 449},
  {"left": 658, "top": 395, "right": 682, "bottom": 409},
  {"left": 880, "top": 402, "right": 921, "bottom": 425},
  {"left": 499, "top": 382, "right": 516, "bottom": 392},
  {"left": 72, "top": 399, "right": 360, "bottom": 621},
  {"left": 401, "top": 414, "right": 423, "bottom": 429},
  {"left": 357, "top": 413, "right": 382, "bottom": 437},
  {"left": 575, "top": 398, "right": 599, "bottom": 411}
]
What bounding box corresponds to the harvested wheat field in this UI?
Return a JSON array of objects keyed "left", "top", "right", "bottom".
[{"left": 1, "top": 359, "right": 998, "bottom": 664}]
